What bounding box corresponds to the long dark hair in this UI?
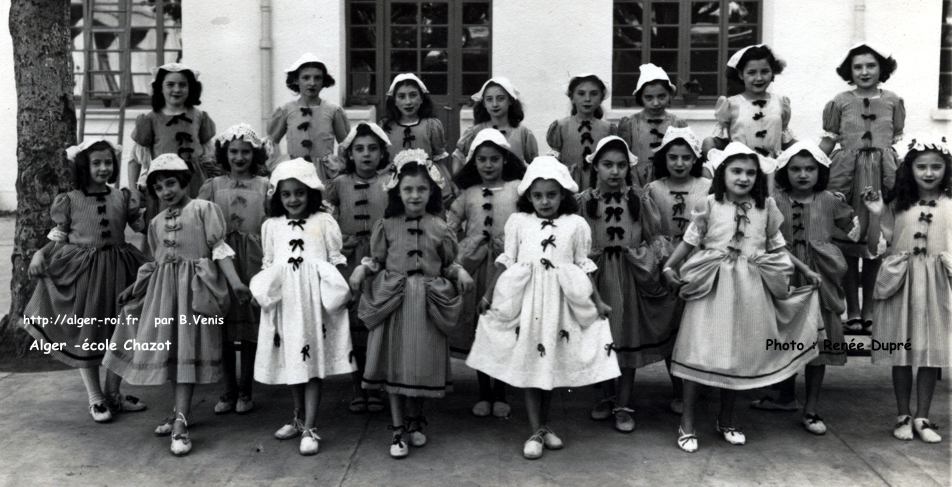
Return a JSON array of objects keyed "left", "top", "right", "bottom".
[
  {"left": 343, "top": 123, "right": 391, "bottom": 174},
  {"left": 269, "top": 182, "right": 326, "bottom": 217},
  {"left": 516, "top": 181, "right": 579, "bottom": 216},
  {"left": 72, "top": 141, "right": 119, "bottom": 189},
  {"left": 652, "top": 140, "right": 704, "bottom": 179},
  {"left": 383, "top": 161, "right": 443, "bottom": 217},
  {"left": 710, "top": 154, "right": 768, "bottom": 209},
  {"left": 215, "top": 139, "right": 269, "bottom": 174},
  {"left": 887, "top": 149, "right": 952, "bottom": 212},
  {"left": 381, "top": 79, "right": 435, "bottom": 131},
  {"left": 773, "top": 150, "right": 830, "bottom": 193},
  {"left": 453, "top": 141, "right": 526, "bottom": 189},
  {"left": 587, "top": 138, "right": 634, "bottom": 190},
  {"left": 151, "top": 68, "right": 203, "bottom": 111},
  {"left": 567, "top": 75, "right": 607, "bottom": 119},
  {"left": 472, "top": 82, "right": 525, "bottom": 126}
]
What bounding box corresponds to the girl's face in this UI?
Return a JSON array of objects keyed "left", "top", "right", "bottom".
[
  {"left": 528, "top": 179, "right": 564, "bottom": 218},
  {"left": 279, "top": 179, "right": 309, "bottom": 219},
  {"left": 153, "top": 175, "right": 187, "bottom": 207},
  {"left": 740, "top": 58, "right": 774, "bottom": 95},
  {"left": 851, "top": 53, "right": 881, "bottom": 90},
  {"left": 474, "top": 145, "right": 505, "bottom": 183},
  {"left": 399, "top": 173, "right": 431, "bottom": 216},
  {"left": 162, "top": 72, "right": 189, "bottom": 108},
  {"left": 595, "top": 149, "right": 629, "bottom": 191},
  {"left": 482, "top": 85, "right": 511, "bottom": 120},
  {"left": 911, "top": 151, "right": 947, "bottom": 194},
  {"left": 664, "top": 143, "right": 697, "bottom": 181},
  {"left": 298, "top": 66, "right": 325, "bottom": 98},
  {"left": 351, "top": 135, "right": 383, "bottom": 178},
  {"left": 87, "top": 149, "right": 115, "bottom": 186},
  {"left": 571, "top": 81, "right": 604, "bottom": 117},
  {"left": 786, "top": 153, "right": 820, "bottom": 193},
  {"left": 395, "top": 84, "right": 423, "bottom": 119},
  {"left": 722, "top": 157, "right": 759, "bottom": 198},
  {"left": 227, "top": 140, "right": 255, "bottom": 175},
  {"left": 641, "top": 83, "right": 671, "bottom": 115}
]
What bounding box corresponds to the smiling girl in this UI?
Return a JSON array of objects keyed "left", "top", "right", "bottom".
[{"left": 547, "top": 74, "right": 617, "bottom": 189}]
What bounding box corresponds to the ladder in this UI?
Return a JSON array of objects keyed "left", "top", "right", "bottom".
[{"left": 77, "top": 0, "right": 131, "bottom": 146}]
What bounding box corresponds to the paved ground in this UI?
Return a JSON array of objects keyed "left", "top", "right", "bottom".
[{"left": 0, "top": 215, "right": 949, "bottom": 486}]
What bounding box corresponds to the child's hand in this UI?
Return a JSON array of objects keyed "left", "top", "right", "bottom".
[
  {"left": 117, "top": 287, "right": 134, "bottom": 305},
  {"left": 349, "top": 266, "right": 366, "bottom": 293},
  {"left": 456, "top": 268, "right": 475, "bottom": 295},
  {"left": 861, "top": 186, "right": 884, "bottom": 215},
  {"left": 27, "top": 252, "right": 46, "bottom": 278},
  {"left": 831, "top": 191, "right": 847, "bottom": 203},
  {"left": 662, "top": 267, "right": 685, "bottom": 290},
  {"left": 802, "top": 269, "right": 822, "bottom": 287},
  {"left": 595, "top": 299, "right": 612, "bottom": 319},
  {"left": 232, "top": 283, "right": 252, "bottom": 305},
  {"left": 477, "top": 295, "right": 492, "bottom": 315}
]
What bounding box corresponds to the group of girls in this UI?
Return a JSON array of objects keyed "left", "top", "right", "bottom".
[{"left": 21, "top": 42, "right": 949, "bottom": 461}]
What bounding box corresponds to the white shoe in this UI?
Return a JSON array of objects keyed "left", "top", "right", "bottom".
[
  {"left": 715, "top": 420, "right": 746, "bottom": 445},
  {"left": 154, "top": 411, "right": 175, "bottom": 436},
  {"left": 492, "top": 401, "right": 511, "bottom": 418},
  {"left": 406, "top": 416, "right": 428, "bottom": 447},
  {"left": 677, "top": 427, "right": 698, "bottom": 453},
  {"left": 471, "top": 400, "right": 491, "bottom": 417},
  {"left": 169, "top": 413, "right": 192, "bottom": 456},
  {"left": 389, "top": 426, "right": 409, "bottom": 459},
  {"left": 214, "top": 395, "right": 235, "bottom": 415},
  {"left": 89, "top": 402, "right": 112, "bottom": 423},
  {"left": 893, "top": 415, "right": 913, "bottom": 441},
  {"left": 235, "top": 396, "right": 254, "bottom": 414},
  {"left": 274, "top": 416, "right": 304, "bottom": 440},
  {"left": 299, "top": 428, "right": 321, "bottom": 455},
  {"left": 913, "top": 418, "right": 942, "bottom": 443},
  {"left": 802, "top": 414, "right": 827, "bottom": 435},
  {"left": 540, "top": 426, "right": 563, "bottom": 450},
  {"left": 523, "top": 431, "right": 544, "bottom": 460}
]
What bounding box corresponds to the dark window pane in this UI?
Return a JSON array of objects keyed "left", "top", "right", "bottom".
[
  {"left": 422, "top": 26, "right": 447, "bottom": 48},
  {"left": 691, "top": 1, "right": 719, "bottom": 24},
  {"left": 462, "top": 26, "right": 490, "bottom": 48},
  {"left": 391, "top": 50, "right": 417, "bottom": 72},
  {"left": 651, "top": 2, "right": 679, "bottom": 24},
  {"left": 421, "top": 2, "right": 448, "bottom": 24},
  {"left": 728, "top": 25, "right": 757, "bottom": 47},
  {"left": 648, "top": 50, "right": 678, "bottom": 71},
  {"left": 614, "top": 26, "right": 643, "bottom": 48},
  {"left": 391, "top": 27, "right": 417, "bottom": 48},
  {"left": 651, "top": 26, "right": 679, "bottom": 49},
  {"left": 463, "top": 73, "right": 488, "bottom": 95},
  {"left": 943, "top": 23, "right": 952, "bottom": 47},
  {"left": 690, "top": 49, "right": 718, "bottom": 72},
  {"left": 730, "top": 2, "right": 758, "bottom": 23},
  {"left": 614, "top": 1, "right": 644, "bottom": 26},
  {"left": 686, "top": 73, "right": 717, "bottom": 97},
  {"left": 351, "top": 50, "right": 376, "bottom": 72},
  {"left": 613, "top": 73, "right": 638, "bottom": 97},
  {"left": 391, "top": 3, "right": 417, "bottom": 24},
  {"left": 462, "top": 50, "right": 490, "bottom": 72},
  {"left": 350, "top": 72, "right": 376, "bottom": 97},
  {"left": 350, "top": 27, "right": 376, "bottom": 48},
  {"left": 421, "top": 73, "right": 447, "bottom": 94},
  {"left": 939, "top": 73, "right": 952, "bottom": 108},
  {"left": 941, "top": 49, "right": 951, "bottom": 72},
  {"left": 690, "top": 24, "right": 718, "bottom": 47},
  {"left": 463, "top": 3, "right": 490, "bottom": 24},
  {"left": 350, "top": 2, "right": 376, "bottom": 24},
  {"left": 613, "top": 50, "right": 642, "bottom": 73},
  {"left": 422, "top": 49, "right": 448, "bottom": 71}
]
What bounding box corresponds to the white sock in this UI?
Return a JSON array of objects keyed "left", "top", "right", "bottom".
[{"left": 79, "top": 367, "right": 105, "bottom": 405}]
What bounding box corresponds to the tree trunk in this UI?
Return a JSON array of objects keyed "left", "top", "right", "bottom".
[{"left": 0, "top": 0, "right": 75, "bottom": 353}]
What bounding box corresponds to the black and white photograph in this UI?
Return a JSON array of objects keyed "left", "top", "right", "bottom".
[{"left": 0, "top": 0, "right": 949, "bottom": 485}]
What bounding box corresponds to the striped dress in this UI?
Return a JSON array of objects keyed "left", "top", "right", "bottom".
[
  {"left": 382, "top": 117, "right": 456, "bottom": 202},
  {"left": 22, "top": 188, "right": 148, "bottom": 368},
  {"left": 103, "top": 199, "right": 234, "bottom": 385},
  {"left": 713, "top": 93, "right": 793, "bottom": 158},
  {"left": 645, "top": 177, "right": 712, "bottom": 251},
  {"left": 358, "top": 214, "right": 463, "bottom": 398},
  {"left": 546, "top": 116, "right": 617, "bottom": 190},
  {"left": 577, "top": 188, "right": 677, "bottom": 368},
  {"left": 773, "top": 190, "right": 855, "bottom": 366},
  {"left": 872, "top": 197, "right": 952, "bottom": 367},
  {"left": 617, "top": 111, "right": 685, "bottom": 187},
  {"left": 268, "top": 99, "right": 350, "bottom": 180},
  {"left": 670, "top": 195, "right": 822, "bottom": 390}
]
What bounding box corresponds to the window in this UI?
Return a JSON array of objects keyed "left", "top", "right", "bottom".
[
  {"left": 70, "top": 0, "right": 183, "bottom": 106},
  {"left": 346, "top": 0, "right": 491, "bottom": 142},
  {"left": 612, "top": 0, "right": 761, "bottom": 107},
  {"left": 940, "top": 0, "right": 951, "bottom": 108}
]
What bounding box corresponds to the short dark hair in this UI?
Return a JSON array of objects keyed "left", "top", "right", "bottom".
[
  {"left": 383, "top": 161, "right": 443, "bottom": 217},
  {"left": 285, "top": 62, "right": 336, "bottom": 93},
  {"left": 215, "top": 139, "right": 269, "bottom": 174},
  {"left": 145, "top": 169, "right": 191, "bottom": 198},
  {"left": 773, "top": 150, "right": 830, "bottom": 192},
  {"left": 72, "top": 141, "right": 119, "bottom": 189},
  {"left": 709, "top": 154, "right": 768, "bottom": 209},
  {"left": 269, "top": 182, "right": 326, "bottom": 217},
  {"left": 381, "top": 79, "right": 434, "bottom": 131},
  {"left": 652, "top": 140, "right": 704, "bottom": 179},
  {"left": 835, "top": 45, "right": 898, "bottom": 84},
  {"left": 343, "top": 123, "right": 391, "bottom": 174},
  {"left": 726, "top": 45, "right": 786, "bottom": 82},
  {"left": 633, "top": 79, "right": 675, "bottom": 107},
  {"left": 151, "top": 68, "right": 203, "bottom": 112},
  {"left": 887, "top": 148, "right": 952, "bottom": 212},
  {"left": 567, "top": 75, "right": 607, "bottom": 119},
  {"left": 516, "top": 181, "right": 580, "bottom": 216},
  {"left": 472, "top": 83, "right": 526, "bottom": 126},
  {"left": 453, "top": 141, "right": 526, "bottom": 189}
]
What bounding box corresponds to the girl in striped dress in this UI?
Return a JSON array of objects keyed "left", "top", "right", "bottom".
[
  {"left": 577, "top": 136, "right": 674, "bottom": 433},
  {"left": 446, "top": 128, "right": 526, "bottom": 419},
  {"left": 198, "top": 124, "right": 272, "bottom": 416},
  {"left": 249, "top": 159, "right": 355, "bottom": 456},
  {"left": 662, "top": 142, "right": 822, "bottom": 452},
  {"left": 452, "top": 77, "right": 538, "bottom": 173},
  {"left": 324, "top": 122, "right": 392, "bottom": 414},
  {"left": 23, "top": 139, "right": 149, "bottom": 423},
  {"left": 865, "top": 136, "right": 951, "bottom": 444},
  {"left": 547, "top": 74, "right": 617, "bottom": 190},
  {"left": 349, "top": 149, "right": 474, "bottom": 459},
  {"left": 104, "top": 153, "right": 250, "bottom": 456}
]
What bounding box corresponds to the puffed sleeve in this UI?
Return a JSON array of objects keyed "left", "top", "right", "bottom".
[
  {"left": 332, "top": 105, "right": 350, "bottom": 143},
  {"left": 638, "top": 188, "right": 664, "bottom": 242},
  {"left": 361, "top": 218, "right": 388, "bottom": 272},
  {"left": 122, "top": 188, "right": 146, "bottom": 233},
  {"left": 780, "top": 95, "right": 794, "bottom": 144},
  {"left": 495, "top": 213, "right": 522, "bottom": 268},
  {"left": 765, "top": 197, "right": 787, "bottom": 251},
  {"left": 198, "top": 111, "right": 216, "bottom": 145},
  {"left": 427, "top": 118, "right": 450, "bottom": 161},
  {"left": 130, "top": 113, "right": 155, "bottom": 147},
  {"left": 821, "top": 98, "right": 842, "bottom": 141},
  {"left": 324, "top": 176, "right": 341, "bottom": 206},
  {"left": 572, "top": 217, "right": 598, "bottom": 273},
  {"left": 320, "top": 213, "right": 347, "bottom": 266},
  {"left": 446, "top": 191, "right": 467, "bottom": 234},
  {"left": 522, "top": 127, "right": 539, "bottom": 162},
  {"left": 267, "top": 105, "right": 289, "bottom": 144},
  {"left": 438, "top": 222, "right": 460, "bottom": 270},
  {"left": 202, "top": 202, "right": 236, "bottom": 260},
  {"left": 712, "top": 96, "right": 732, "bottom": 139},
  {"left": 197, "top": 177, "right": 215, "bottom": 202},
  {"left": 47, "top": 193, "right": 71, "bottom": 242},
  {"left": 546, "top": 120, "right": 563, "bottom": 157},
  {"left": 682, "top": 197, "right": 711, "bottom": 247},
  {"left": 891, "top": 95, "right": 906, "bottom": 143},
  {"left": 131, "top": 142, "right": 153, "bottom": 189},
  {"left": 617, "top": 116, "right": 633, "bottom": 146},
  {"left": 260, "top": 219, "right": 274, "bottom": 269},
  {"left": 453, "top": 125, "right": 478, "bottom": 164}
]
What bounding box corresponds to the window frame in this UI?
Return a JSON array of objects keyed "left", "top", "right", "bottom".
[{"left": 939, "top": 0, "right": 951, "bottom": 109}]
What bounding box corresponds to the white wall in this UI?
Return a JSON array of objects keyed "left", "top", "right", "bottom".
[{"left": 0, "top": 0, "right": 18, "bottom": 210}]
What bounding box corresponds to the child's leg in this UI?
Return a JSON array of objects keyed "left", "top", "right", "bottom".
[
  {"left": 844, "top": 257, "right": 861, "bottom": 320},
  {"left": 914, "top": 367, "right": 940, "bottom": 419},
  {"left": 860, "top": 258, "right": 880, "bottom": 323},
  {"left": 172, "top": 382, "right": 195, "bottom": 435},
  {"left": 540, "top": 390, "right": 553, "bottom": 425},
  {"left": 238, "top": 341, "right": 255, "bottom": 399},
  {"left": 679, "top": 380, "right": 698, "bottom": 433},
  {"left": 291, "top": 383, "right": 306, "bottom": 418},
  {"left": 220, "top": 339, "right": 238, "bottom": 398},
  {"left": 803, "top": 365, "right": 825, "bottom": 415},
  {"left": 104, "top": 368, "right": 122, "bottom": 398},
  {"left": 78, "top": 366, "right": 105, "bottom": 405},
  {"left": 776, "top": 374, "right": 797, "bottom": 404},
  {"left": 718, "top": 388, "right": 737, "bottom": 427},
  {"left": 303, "top": 378, "right": 323, "bottom": 429},
  {"left": 492, "top": 378, "right": 507, "bottom": 403},
  {"left": 617, "top": 368, "right": 635, "bottom": 407},
  {"left": 666, "top": 357, "right": 683, "bottom": 397},
  {"left": 892, "top": 366, "right": 913, "bottom": 416},
  {"left": 388, "top": 393, "right": 405, "bottom": 428},
  {"left": 525, "top": 388, "right": 543, "bottom": 432},
  {"left": 477, "top": 372, "right": 494, "bottom": 402}
]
